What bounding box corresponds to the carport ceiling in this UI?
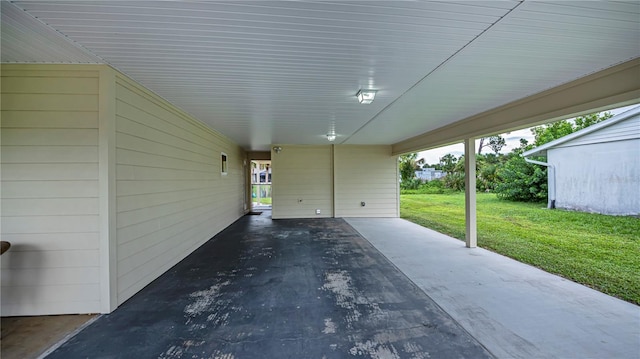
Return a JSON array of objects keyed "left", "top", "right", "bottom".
[{"left": 2, "top": 1, "right": 639, "bottom": 151}]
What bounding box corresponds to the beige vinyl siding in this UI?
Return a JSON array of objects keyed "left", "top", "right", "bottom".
[
  {"left": 271, "top": 145, "right": 332, "bottom": 219},
  {"left": 1, "top": 66, "right": 101, "bottom": 315},
  {"left": 114, "top": 74, "right": 245, "bottom": 304},
  {"left": 334, "top": 146, "right": 399, "bottom": 217}
]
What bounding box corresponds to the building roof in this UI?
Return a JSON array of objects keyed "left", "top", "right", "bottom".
[{"left": 523, "top": 105, "right": 640, "bottom": 157}]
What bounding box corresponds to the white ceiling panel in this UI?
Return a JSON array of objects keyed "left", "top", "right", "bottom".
[
  {"left": 0, "top": 1, "right": 102, "bottom": 63},
  {"left": 346, "top": 1, "right": 640, "bottom": 144},
  {"left": 2, "top": 1, "right": 639, "bottom": 151}
]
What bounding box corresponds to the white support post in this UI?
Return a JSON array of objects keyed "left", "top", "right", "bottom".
[
  {"left": 98, "top": 67, "right": 118, "bottom": 312},
  {"left": 464, "top": 138, "right": 477, "bottom": 248}
]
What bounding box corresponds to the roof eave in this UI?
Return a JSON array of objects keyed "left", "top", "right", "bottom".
[{"left": 522, "top": 105, "right": 640, "bottom": 158}]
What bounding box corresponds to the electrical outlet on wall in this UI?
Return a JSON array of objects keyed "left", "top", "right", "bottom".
[{"left": 316, "top": 209, "right": 321, "bottom": 215}]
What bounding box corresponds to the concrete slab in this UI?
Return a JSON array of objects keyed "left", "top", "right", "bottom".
[
  {"left": 346, "top": 217, "right": 640, "bottom": 359},
  {"left": 45, "top": 213, "right": 492, "bottom": 358}
]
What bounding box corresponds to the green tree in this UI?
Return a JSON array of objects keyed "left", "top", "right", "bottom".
[
  {"left": 444, "top": 171, "right": 465, "bottom": 191},
  {"left": 494, "top": 138, "right": 546, "bottom": 201},
  {"left": 478, "top": 135, "right": 506, "bottom": 154},
  {"left": 439, "top": 153, "right": 458, "bottom": 173},
  {"left": 476, "top": 153, "right": 505, "bottom": 192},
  {"left": 439, "top": 154, "right": 466, "bottom": 191},
  {"left": 532, "top": 112, "right": 612, "bottom": 146},
  {"left": 574, "top": 112, "right": 613, "bottom": 131},
  {"left": 495, "top": 155, "right": 548, "bottom": 202},
  {"left": 399, "top": 153, "right": 424, "bottom": 189},
  {"left": 495, "top": 111, "right": 612, "bottom": 203},
  {"left": 531, "top": 120, "right": 574, "bottom": 147}
]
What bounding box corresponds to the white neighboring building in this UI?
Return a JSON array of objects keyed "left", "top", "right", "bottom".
[
  {"left": 523, "top": 106, "right": 640, "bottom": 215},
  {"left": 416, "top": 168, "right": 444, "bottom": 181}
]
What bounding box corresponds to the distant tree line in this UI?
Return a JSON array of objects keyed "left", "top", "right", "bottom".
[{"left": 399, "top": 112, "right": 612, "bottom": 202}]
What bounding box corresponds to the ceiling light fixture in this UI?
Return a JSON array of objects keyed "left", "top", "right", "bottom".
[
  {"left": 326, "top": 133, "right": 336, "bottom": 142},
  {"left": 272, "top": 146, "right": 282, "bottom": 153},
  {"left": 356, "top": 89, "right": 377, "bottom": 104}
]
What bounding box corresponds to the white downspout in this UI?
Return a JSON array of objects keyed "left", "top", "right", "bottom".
[{"left": 524, "top": 157, "right": 556, "bottom": 209}]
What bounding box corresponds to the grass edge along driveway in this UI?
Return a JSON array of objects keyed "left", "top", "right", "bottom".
[{"left": 400, "top": 193, "right": 640, "bottom": 305}]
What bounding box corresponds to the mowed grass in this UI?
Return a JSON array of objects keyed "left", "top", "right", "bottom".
[{"left": 400, "top": 192, "right": 640, "bottom": 305}]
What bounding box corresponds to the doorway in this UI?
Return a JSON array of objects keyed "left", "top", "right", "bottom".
[{"left": 251, "top": 160, "right": 272, "bottom": 210}]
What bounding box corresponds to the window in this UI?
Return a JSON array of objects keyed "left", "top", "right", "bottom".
[{"left": 221, "top": 153, "right": 228, "bottom": 175}]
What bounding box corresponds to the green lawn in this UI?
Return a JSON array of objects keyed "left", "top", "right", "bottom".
[
  {"left": 257, "top": 197, "right": 272, "bottom": 205},
  {"left": 400, "top": 192, "right": 640, "bottom": 305}
]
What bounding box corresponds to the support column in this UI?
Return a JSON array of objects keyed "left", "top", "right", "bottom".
[
  {"left": 98, "top": 66, "right": 118, "bottom": 312},
  {"left": 464, "top": 138, "right": 477, "bottom": 248}
]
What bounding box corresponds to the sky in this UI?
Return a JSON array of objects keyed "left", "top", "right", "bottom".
[{"left": 418, "top": 104, "right": 639, "bottom": 165}]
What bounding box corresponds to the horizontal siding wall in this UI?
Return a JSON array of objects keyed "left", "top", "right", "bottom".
[
  {"left": 271, "top": 145, "right": 332, "bottom": 219},
  {"left": 115, "top": 75, "right": 245, "bottom": 304},
  {"left": 1, "top": 65, "right": 101, "bottom": 315},
  {"left": 334, "top": 146, "right": 399, "bottom": 217}
]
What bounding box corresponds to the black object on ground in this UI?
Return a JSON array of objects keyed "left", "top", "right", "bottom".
[{"left": 47, "top": 213, "right": 493, "bottom": 359}]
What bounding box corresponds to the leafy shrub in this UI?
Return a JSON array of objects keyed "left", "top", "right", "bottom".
[
  {"left": 400, "top": 177, "right": 422, "bottom": 190},
  {"left": 401, "top": 179, "right": 453, "bottom": 195},
  {"left": 477, "top": 163, "right": 499, "bottom": 192},
  {"left": 495, "top": 155, "right": 547, "bottom": 202},
  {"left": 443, "top": 172, "right": 465, "bottom": 191}
]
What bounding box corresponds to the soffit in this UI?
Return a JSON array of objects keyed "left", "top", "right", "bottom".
[{"left": 2, "top": 1, "right": 638, "bottom": 151}]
